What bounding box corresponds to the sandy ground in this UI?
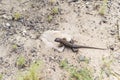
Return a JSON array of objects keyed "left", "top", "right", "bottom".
[{"left": 0, "top": 0, "right": 120, "bottom": 80}]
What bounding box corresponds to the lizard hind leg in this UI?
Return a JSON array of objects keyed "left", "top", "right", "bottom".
[
  {"left": 69, "top": 39, "right": 77, "bottom": 44},
  {"left": 72, "top": 48, "right": 78, "bottom": 52}
]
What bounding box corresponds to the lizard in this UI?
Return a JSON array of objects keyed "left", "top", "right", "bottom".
[{"left": 54, "top": 38, "right": 106, "bottom": 52}]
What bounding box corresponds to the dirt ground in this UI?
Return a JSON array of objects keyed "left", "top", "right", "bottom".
[{"left": 0, "top": 0, "right": 120, "bottom": 80}]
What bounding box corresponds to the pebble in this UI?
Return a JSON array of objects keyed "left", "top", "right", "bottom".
[
  {"left": 22, "top": 29, "right": 27, "bottom": 36},
  {"left": 113, "top": 52, "right": 120, "bottom": 63},
  {"left": 77, "top": 55, "right": 86, "bottom": 63},
  {"left": 0, "top": 57, "right": 3, "bottom": 64},
  {"left": 6, "top": 23, "right": 11, "bottom": 27},
  {"left": 68, "top": 0, "right": 78, "bottom": 3},
  {"left": 2, "top": 14, "right": 12, "bottom": 20},
  {"left": 110, "top": 30, "right": 116, "bottom": 35}
]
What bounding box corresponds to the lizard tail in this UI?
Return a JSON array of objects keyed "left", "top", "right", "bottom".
[{"left": 77, "top": 46, "right": 106, "bottom": 50}]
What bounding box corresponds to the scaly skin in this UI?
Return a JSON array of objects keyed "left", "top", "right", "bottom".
[{"left": 54, "top": 38, "right": 106, "bottom": 52}]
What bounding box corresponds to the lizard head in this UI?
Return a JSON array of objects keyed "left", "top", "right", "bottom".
[
  {"left": 54, "top": 38, "right": 67, "bottom": 42},
  {"left": 54, "top": 38, "right": 61, "bottom": 42}
]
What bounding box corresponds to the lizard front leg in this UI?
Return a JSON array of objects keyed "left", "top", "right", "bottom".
[
  {"left": 58, "top": 43, "right": 64, "bottom": 47},
  {"left": 58, "top": 43, "right": 65, "bottom": 52}
]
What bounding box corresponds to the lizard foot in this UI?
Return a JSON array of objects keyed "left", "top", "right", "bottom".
[{"left": 72, "top": 48, "right": 78, "bottom": 52}]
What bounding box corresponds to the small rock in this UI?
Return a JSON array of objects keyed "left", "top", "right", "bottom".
[
  {"left": 83, "top": 0, "right": 91, "bottom": 1},
  {"left": 49, "top": 56, "right": 54, "bottom": 62},
  {"left": 30, "top": 49, "right": 36, "bottom": 53},
  {"left": 22, "top": 29, "right": 27, "bottom": 36},
  {"left": 113, "top": 52, "right": 120, "bottom": 63},
  {"left": 77, "top": 55, "right": 86, "bottom": 63},
  {"left": 2, "top": 14, "right": 12, "bottom": 20},
  {"left": 108, "top": 44, "right": 118, "bottom": 51},
  {"left": 30, "top": 34, "right": 37, "bottom": 39},
  {"left": 0, "top": 57, "right": 3, "bottom": 63},
  {"left": 110, "top": 30, "right": 116, "bottom": 35},
  {"left": 68, "top": 0, "right": 78, "bottom": 3},
  {"left": 6, "top": 23, "right": 11, "bottom": 27}
]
